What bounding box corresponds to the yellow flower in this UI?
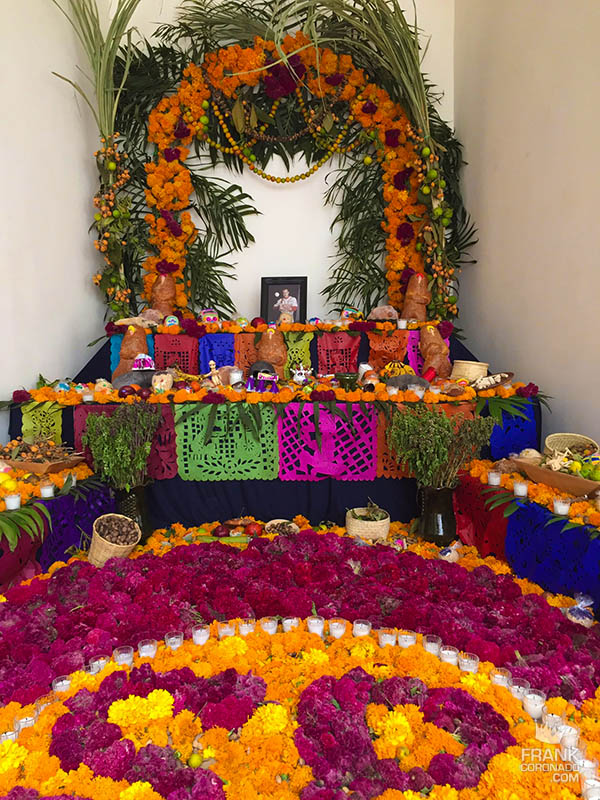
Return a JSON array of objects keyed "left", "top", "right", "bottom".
[
  {"left": 0, "top": 739, "right": 28, "bottom": 774},
  {"left": 120, "top": 781, "right": 163, "bottom": 800},
  {"left": 379, "top": 709, "right": 414, "bottom": 748},
  {"left": 301, "top": 648, "right": 330, "bottom": 665},
  {"left": 203, "top": 745, "right": 216, "bottom": 759},
  {"left": 460, "top": 672, "right": 491, "bottom": 695},
  {"left": 146, "top": 689, "right": 175, "bottom": 719},
  {"left": 243, "top": 703, "right": 289, "bottom": 736},
  {"left": 0, "top": 595, "right": 6, "bottom": 603},
  {"left": 217, "top": 636, "right": 248, "bottom": 657},
  {"left": 108, "top": 689, "right": 174, "bottom": 728}
]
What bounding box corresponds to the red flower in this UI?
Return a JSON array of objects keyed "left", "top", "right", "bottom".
[
  {"left": 325, "top": 73, "right": 344, "bottom": 86},
  {"left": 385, "top": 129, "right": 401, "bottom": 147},
  {"left": 173, "top": 119, "right": 191, "bottom": 139},
  {"left": 156, "top": 260, "right": 179, "bottom": 275},
  {"left": 12, "top": 389, "right": 32, "bottom": 404},
  {"left": 438, "top": 321, "right": 454, "bottom": 339},
  {"left": 201, "top": 392, "right": 226, "bottom": 404},
  {"left": 362, "top": 100, "right": 377, "bottom": 114},
  {"left": 181, "top": 319, "right": 206, "bottom": 339},
  {"left": 163, "top": 148, "right": 181, "bottom": 163},
  {"left": 393, "top": 167, "right": 414, "bottom": 190},
  {"left": 310, "top": 390, "right": 336, "bottom": 402},
  {"left": 396, "top": 223, "right": 414, "bottom": 245},
  {"left": 516, "top": 382, "right": 539, "bottom": 399},
  {"left": 349, "top": 321, "right": 375, "bottom": 332}
]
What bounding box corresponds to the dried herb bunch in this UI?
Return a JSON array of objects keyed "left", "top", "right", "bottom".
[
  {"left": 387, "top": 405, "right": 494, "bottom": 489},
  {"left": 82, "top": 405, "right": 161, "bottom": 491}
]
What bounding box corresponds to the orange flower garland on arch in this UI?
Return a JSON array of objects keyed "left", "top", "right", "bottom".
[{"left": 143, "top": 32, "right": 449, "bottom": 313}]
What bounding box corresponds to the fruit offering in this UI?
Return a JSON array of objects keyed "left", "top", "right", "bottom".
[
  {"left": 542, "top": 446, "right": 600, "bottom": 480},
  {"left": 0, "top": 438, "right": 78, "bottom": 464}
]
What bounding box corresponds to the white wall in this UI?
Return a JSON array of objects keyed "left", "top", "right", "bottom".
[
  {"left": 454, "top": 0, "right": 600, "bottom": 440},
  {"left": 126, "top": 0, "right": 455, "bottom": 320},
  {"left": 0, "top": 1, "right": 106, "bottom": 443},
  {"left": 0, "top": 0, "right": 454, "bottom": 444}
]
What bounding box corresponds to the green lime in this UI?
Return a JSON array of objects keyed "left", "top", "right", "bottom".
[
  {"left": 415, "top": 242, "right": 422, "bottom": 251},
  {"left": 200, "top": 115, "right": 209, "bottom": 125},
  {"left": 94, "top": 212, "right": 102, "bottom": 221},
  {"left": 439, "top": 179, "right": 447, "bottom": 188},
  {"left": 188, "top": 753, "right": 202, "bottom": 768},
  {"left": 447, "top": 294, "right": 458, "bottom": 303},
  {"left": 421, "top": 185, "right": 431, "bottom": 195},
  {"left": 202, "top": 100, "right": 210, "bottom": 110},
  {"left": 250, "top": 154, "right": 257, "bottom": 162},
  {"left": 445, "top": 208, "right": 453, "bottom": 218},
  {"left": 368, "top": 131, "right": 377, "bottom": 139},
  {"left": 363, "top": 155, "right": 373, "bottom": 165},
  {"left": 112, "top": 209, "right": 121, "bottom": 218},
  {"left": 107, "top": 161, "right": 117, "bottom": 171},
  {"left": 441, "top": 218, "right": 451, "bottom": 227},
  {"left": 421, "top": 146, "right": 431, "bottom": 157},
  {"left": 243, "top": 147, "right": 251, "bottom": 157},
  {"left": 592, "top": 467, "right": 600, "bottom": 482},
  {"left": 433, "top": 207, "right": 443, "bottom": 217},
  {"left": 427, "top": 169, "right": 438, "bottom": 181}
]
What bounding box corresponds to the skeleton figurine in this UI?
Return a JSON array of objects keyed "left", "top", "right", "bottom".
[
  {"left": 291, "top": 363, "right": 313, "bottom": 385},
  {"left": 205, "top": 359, "right": 223, "bottom": 387}
]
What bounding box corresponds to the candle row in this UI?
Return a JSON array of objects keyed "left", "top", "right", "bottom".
[
  {"left": 487, "top": 472, "right": 572, "bottom": 514},
  {"left": 3, "top": 474, "right": 77, "bottom": 510}
]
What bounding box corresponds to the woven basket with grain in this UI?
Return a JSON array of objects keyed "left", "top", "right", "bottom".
[
  {"left": 544, "top": 433, "right": 599, "bottom": 455},
  {"left": 345, "top": 508, "right": 390, "bottom": 541},
  {"left": 88, "top": 513, "right": 141, "bottom": 568},
  {"left": 450, "top": 360, "right": 489, "bottom": 382}
]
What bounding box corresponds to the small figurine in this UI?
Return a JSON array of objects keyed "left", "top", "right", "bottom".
[
  {"left": 73, "top": 383, "right": 87, "bottom": 393},
  {"left": 132, "top": 354, "right": 155, "bottom": 371},
  {"left": 164, "top": 315, "right": 179, "bottom": 327},
  {"left": 205, "top": 359, "right": 223, "bottom": 387},
  {"left": 200, "top": 308, "right": 219, "bottom": 324},
  {"left": 56, "top": 381, "right": 71, "bottom": 392},
  {"left": 291, "top": 364, "right": 313, "bottom": 385},
  {"left": 308, "top": 316, "right": 321, "bottom": 325},
  {"left": 236, "top": 317, "right": 249, "bottom": 327},
  {"left": 340, "top": 306, "right": 363, "bottom": 321},
  {"left": 152, "top": 372, "right": 174, "bottom": 394},
  {"left": 278, "top": 311, "right": 294, "bottom": 325}
]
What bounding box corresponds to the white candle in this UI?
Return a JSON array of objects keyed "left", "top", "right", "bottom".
[
  {"left": 4, "top": 495, "right": 21, "bottom": 510},
  {"left": 509, "top": 678, "right": 530, "bottom": 700},
  {"left": 553, "top": 498, "right": 571, "bottom": 515},
  {"left": 192, "top": 625, "right": 210, "bottom": 645},
  {"left": 82, "top": 393, "right": 94, "bottom": 403},
  {"left": 523, "top": 689, "right": 546, "bottom": 719},
  {"left": 307, "top": 616, "right": 325, "bottom": 636},
  {"left": 0, "top": 730, "right": 17, "bottom": 742},
  {"left": 52, "top": 676, "right": 71, "bottom": 693},
  {"left": 386, "top": 386, "right": 399, "bottom": 397},
  {"left": 440, "top": 646, "right": 459, "bottom": 665},
  {"left": 378, "top": 629, "right": 397, "bottom": 647},
  {"left": 328, "top": 619, "right": 347, "bottom": 639},
  {"left": 579, "top": 759, "right": 599, "bottom": 780},
  {"left": 114, "top": 645, "right": 134, "bottom": 666},
  {"left": 582, "top": 778, "right": 600, "bottom": 799},
  {"left": 397, "top": 319, "right": 408, "bottom": 329},
  {"left": 16, "top": 715, "right": 36, "bottom": 732},
  {"left": 397, "top": 630, "right": 417, "bottom": 648},
  {"left": 260, "top": 617, "right": 278, "bottom": 635},
  {"left": 89, "top": 655, "right": 110, "bottom": 674},
  {"left": 138, "top": 639, "right": 158, "bottom": 658},
  {"left": 541, "top": 708, "right": 563, "bottom": 730},
  {"left": 282, "top": 617, "right": 299, "bottom": 633},
  {"left": 424, "top": 634, "right": 441, "bottom": 656},
  {"left": 490, "top": 668, "right": 511, "bottom": 687},
  {"left": 218, "top": 622, "right": 235, "bottom": 639},
  {"left": 353, "top": 620, "right": 372, "bottom": 637},
  {"left": 69, "top": 473, "right": 77, "bottom": 487},
  {"left": 458, "top": 652, "right": 480, "bottom": 673},
  {"left": 40, "top": 484, "right": 55, "bottom": 498},
  {"left": 487, "top": 471, "right": 501, "bottom": 486},
  {"left": 239, "top": 619, "right": 256, "bottom": 636},
  {"left": 513, "top": 481, "right": 528, "bottom": 498},
  {"left": 559, "top": 725, "right": 579, "bottom": 749},
  {"left": 408, "top": 385, "right": 425, "bottom": 400}
]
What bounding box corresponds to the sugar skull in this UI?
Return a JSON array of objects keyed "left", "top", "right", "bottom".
[
  {"left": 236, "top": 317, "right": 249, "bottom": 327},
  {"left": 152, "top": 372, "right": 174, "bottom": 394},
  {"left": 200, "top": 308, "right": 219, "bottom": 324},
  {"left": 308, "top": 317, "right": 321, "bottom": 325},
  {"left": 164, "top": 315, "right": 179, "bottom": 326},
  {"left": 94, "top": 378, "right": 113, "bottom": 393},
  {"left": 132, "top": 353, "right": 156, "bottom": 371}
]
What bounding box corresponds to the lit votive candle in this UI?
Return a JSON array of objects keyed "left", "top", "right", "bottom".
[
  {"left": 541, "top": 708, "right": 563, "bottom": 730},
  {"left": 582, "top": 778, "right": 600, "bottom": 799},
  {"left": 353, "top": 619, "right": 372, "bottom": 637},
  {"left": 579, "top": 758, "right": 599, "bottom": 780},
  {"left": 0, "top": 730, "right": 17, "bottom": 743},
  {"left": 52, "top": 676, "right": 71, "bottom": 693},
  {"left": 328, "top": 619, "right": 347, "bottom": 639},
  {"left": 386, "top": 386, "right": 399, "bottom": 397},
  {"left": 458, "top": 652, "right": 480, "bottom": 673},
  {"left": 89, "top": 655, "right": 110, "bottom": 674},
  {"left": 509, "top": 678, "right": 530, "bottom": 700},
  {"left": 114, "top": 645, "right": 134, "bottom": 666},
  {"left": 490, "top": 667, "right": 512, "bottom": 687},
  {"left": 408, "top": 385, "right": 425, "bottom": 400},
  {"left": 397, "top": 630, "right": 417, "bottom": 648},
  {"left": 239, "top": 619, "right": 257, "bottom": 636},
  {"left": 69, "top": 472, "right": 77, "bottom": 486},
  {"left": 5, "top": 495, "right": 21, "bottom": 510},
  {"left": 40, "top": 484, "right": 55, "bottom": 498},
  {"left": 553, "top": 498, "right": 571, "bottom": 516},
  {"left": 440, "top": 645, "right": 459, "bottom": 665},
  {"left": 138, "top": 639, "right": 158, "bottom": 658},
  {"left": 35, "top": 693, "right": 56, "bottom": 715},
  {"left": 559, "top": 724, "right": 579, "bottom": 749},
  {"left": 378, "top": 628, "right": 397, "bottom": 647},
  {"left": 192, "top": 625, "right": 210, "bottom": 645},
  {"left": 260, "top": 617, "right": 278, "bottom": 635},
  {"left": 15, "top": 713, "right": 37, "bottom": 733},
  {"left": 424, "top": 634, "right": 441, "bottom": 657},
  {"left": 218, "top": 622, "right": 236, "bottom": 639},
  {"left": 513, "top": 481, "right": 528, "bottom": 498},
  {"left": 282, "top": 617, "right": 299, "bottom": 633},
  {"left": 82, "top": 393, "right": 94, "bottom": 403},
  {"left": 307, "top": 616, "right": 325, "bottom": 636},
  {"left": 523, "top": 689, "right": 546, "bottom": 719},
  {"left": 397, "top": 319, "right": 408, "bottom": 329},
  {"left": 487, "top": 471, "right": 501, "bottom": 486}
]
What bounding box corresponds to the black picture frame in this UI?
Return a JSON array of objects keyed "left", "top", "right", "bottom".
[{"left": 260, "top": 277, "right": 308, "bottom": 324}]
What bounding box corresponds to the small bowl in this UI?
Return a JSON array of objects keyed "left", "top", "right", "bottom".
[{"left": 264, "top": 519, "right": 300, "bottom": 535}]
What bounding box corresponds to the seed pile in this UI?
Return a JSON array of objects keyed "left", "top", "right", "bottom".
[{"left": 96, "top": 516, "right": 139, "bottom": 545}]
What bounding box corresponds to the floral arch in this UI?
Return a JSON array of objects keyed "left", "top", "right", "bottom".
[{"left": 142, "top": 31, "right": 458, "bottom": 319}]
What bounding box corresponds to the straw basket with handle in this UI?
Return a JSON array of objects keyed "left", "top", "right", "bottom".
[
  {"left": 346, "top": 506, "right": 390, "bottom": 541},
  {"left": 544, "top": 433, "right": 599, "bottom": 455},
  {"left": 450, "top": 360, "right": 489, "bottom": 382},
  {"left": 88, "top": 513, "right": 141, "bottom": 568}
]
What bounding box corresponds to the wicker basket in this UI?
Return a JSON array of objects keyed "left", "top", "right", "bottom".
[
  {"left": 450, "top": 360, "right": 489, "bottom": 382},
  {"left": 544, "top": 433, "right": 599, "bottom": 455},
  {"left": 345, "top": 508, "right": 390, "bottom": 541},
  {"left": 88, "top": 513, "right": 141, "bottom": 568}
]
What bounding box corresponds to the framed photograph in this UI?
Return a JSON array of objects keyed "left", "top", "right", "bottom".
[{"left": 260, "top": 277, "right": 307, "bottom": 324}]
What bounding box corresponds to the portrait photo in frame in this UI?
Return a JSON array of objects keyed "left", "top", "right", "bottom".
[{"left": 260, "top": 277, "right": 308, "bottom": 324}]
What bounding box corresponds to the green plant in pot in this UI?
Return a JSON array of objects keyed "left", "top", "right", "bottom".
[
  {"left": 387, "top": 405, "right": 494, "bottom": 545},
  {"left": 81, "top": 404, "right": 161, "bottom": 534}
]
